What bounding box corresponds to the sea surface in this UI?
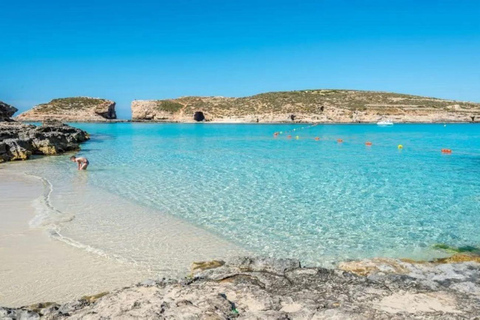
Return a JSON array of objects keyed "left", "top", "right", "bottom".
[{"left": 5, "top": 123, "right": 480, "bottom": 271}]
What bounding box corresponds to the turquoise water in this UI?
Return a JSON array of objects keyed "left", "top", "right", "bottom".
[{"left": 8, "top": 123, "right": 480, "bottom": 268}]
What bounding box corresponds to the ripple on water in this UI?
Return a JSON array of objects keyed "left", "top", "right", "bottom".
[{"left": 8, "top": 123, "right": 480, "bottom": 268}]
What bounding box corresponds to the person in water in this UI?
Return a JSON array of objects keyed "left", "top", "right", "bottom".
[{"left": 70, "top": 156, "right": 89, "bottom": 170}]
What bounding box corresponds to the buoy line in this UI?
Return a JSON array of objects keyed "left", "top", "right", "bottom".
[{"left": 271, "top": 130, "right": 473, "bottom": 156}]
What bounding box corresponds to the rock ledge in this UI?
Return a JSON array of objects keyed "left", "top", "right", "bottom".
[
  {"left": 2, "top": 256, "right": 479, "bottom": 319},
  {"left": 0, "top": 103, "right": 89, "bottom": 163}
]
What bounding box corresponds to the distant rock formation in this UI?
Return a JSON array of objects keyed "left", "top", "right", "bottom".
[
  {"left": 1, "top": 255, "right": 479, "bottom": 319},
  {"left": 17, "top": 97, "right": 116, "bottom": 122},
  {"left": 0, "top": 101, "right": 18, "bottom": 122},
  {"left": 131, "top": 90, "right": 480, "bottom": 123}
]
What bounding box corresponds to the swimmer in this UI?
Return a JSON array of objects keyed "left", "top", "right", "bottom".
[{"left": 70, "top": 156, "right": 89, "bottom": 170}]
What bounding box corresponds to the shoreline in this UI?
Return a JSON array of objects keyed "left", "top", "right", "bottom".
[
  {"left": 1, "top": 169, "right": 479, "bottom": 318},
  {"left": 0, "top": 168, "right": 246, "bottom": 307},
  {"left": 0, "top": 171, "right": 152, "bottom": 307}
]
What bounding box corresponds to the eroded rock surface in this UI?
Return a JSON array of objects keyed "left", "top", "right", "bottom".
[
  {"left": 16, "top": 97, "right": 116, "bottom": 122},
  {"left": 2, "top": 256, "right": 479, "bottom": 319},
  {"left": 0, "top": 101, "right": 18, "bottom": 122},
  {"left": 0, "top": 121, "right": 89, "bottom": 162}
]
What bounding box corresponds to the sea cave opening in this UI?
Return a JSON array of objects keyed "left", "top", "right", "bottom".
[{"left": 194, "top": 111, "right": 205, "bottom": 121}]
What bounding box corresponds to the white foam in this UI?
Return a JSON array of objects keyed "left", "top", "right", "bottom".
[
  {"left": 25, "top": 173, "right": 138, "bottom": 267},
  {"left": 28, "top": 174, "right": 75, "bottom": 229},
  {"left": 15, "top": 167, "right": 244, "bottom": 277},
  {"left": 47, "top": 229, "right": 140, "bottom": 266}
]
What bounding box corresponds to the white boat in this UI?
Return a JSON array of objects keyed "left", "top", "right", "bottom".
[{"left": 377, "top": 119, "right": 394, "bottom": 126}]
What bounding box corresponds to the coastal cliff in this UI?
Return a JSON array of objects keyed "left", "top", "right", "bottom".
[
  {"left": 2, "top": 255, "right": 479, "bottom": 319},
  {"left": 16, "top": 97, "right": 117, "bottom": 122},
  {"left": 0, "top": 102, "right": 89, "bottom": 162},
  {"left": 131, "top": 90, "right": 480, "bottom": 123}
]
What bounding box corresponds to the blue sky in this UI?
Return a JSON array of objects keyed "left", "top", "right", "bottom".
[{"left": 1, "top": 0, "right": 479, "bottom": 119}]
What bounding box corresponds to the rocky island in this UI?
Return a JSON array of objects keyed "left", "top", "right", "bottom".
[
  {"left": 131, "top": 89, "right": 480, "bottom": 123},
  {"left": 1, "top": 254, "right": 479, "bottom": 319},
  {"left": 16, "top": 97, "right": 117, "bottom": 122},
  {"left": 0, "top": 101, "right": 89, "bottom": 162}
]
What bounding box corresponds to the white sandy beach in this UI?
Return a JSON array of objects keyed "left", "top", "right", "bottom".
[
  {"left": 0, "top": 172, "right": 152, "bottom": 307},
  {"left": 0, "top": 170, "right": 245, "bottom": 307}
]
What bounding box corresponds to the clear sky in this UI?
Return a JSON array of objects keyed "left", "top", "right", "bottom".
[{"left": 1, "top": 0, "right": 479, "bottom": 119}]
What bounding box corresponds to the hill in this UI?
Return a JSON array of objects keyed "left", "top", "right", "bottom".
[
  {"left": 131, "top": 89, "right": 480, "bottom": 123},
  {"left": 16, "top": 97, "right": 117, "bottom": 122}
]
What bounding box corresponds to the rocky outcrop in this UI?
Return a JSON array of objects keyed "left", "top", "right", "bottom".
[
  {"left": 131, "top": 90, "right": 480, "bottom": 123},
  {"left": 0, "top": 121, "right": 89, "bottom": 162},
  {"left": 339, "top": 253, "right": 480, "bottom": 277},
  {"left": 0, "top": 101, "right": 18, "bottom": 122},
  {"left": 2, "top": 256, "right": 479, "bottom": 319},
  {"left": 17, "top": 97, "right": 116, "bottom": 122}
]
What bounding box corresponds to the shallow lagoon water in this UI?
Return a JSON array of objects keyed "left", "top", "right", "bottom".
[{"left": 8, "top": 123, "right": 480, "bottom": 269}]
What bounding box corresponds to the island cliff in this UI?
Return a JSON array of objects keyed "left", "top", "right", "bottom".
[
  {"left": 16, "top": 97, "right": 117, "bottom": 122},
  {"left": 131, "top": 89, "right": 480, "bottom": 123},
  {"left": 0, "top": 101, "right": 89, "bottom": 162}
]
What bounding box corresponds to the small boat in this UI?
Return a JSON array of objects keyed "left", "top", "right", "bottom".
[{"left": 377, "top": 119, "right": 394, "bottom": 126}]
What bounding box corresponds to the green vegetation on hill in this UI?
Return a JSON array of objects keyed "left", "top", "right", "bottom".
[
  {"left": 155, "top": 100, "right": 184, "bottom": 112},
  {"left": 37, "top": 97, "right": 110, "bottom": 112},
  {"left": 152, "top": 89, "right": 479, "bottom": 117}
]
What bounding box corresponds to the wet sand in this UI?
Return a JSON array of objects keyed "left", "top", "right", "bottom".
[
  {"left": 0, "top": 172, "right": 151, "bottom": 307},
  {"left": 0, "top": 167, "right": 247, "bottom": 308}
]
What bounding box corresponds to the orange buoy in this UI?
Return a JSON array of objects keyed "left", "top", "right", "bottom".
[
  {"left": 365, "top": 142, "right": 372, "bottom": 146},
  {"left": 441, "top": 149, "right": 452, "bottom": 154},
  {"left": 337, "top": 139, "right": 343, "bottom": 143},
  {"left": 314, "top": 137, "right": 320, "bottom": 141},
  {"left": 287, "top": 135, "right": 292, "bottom": 139}
]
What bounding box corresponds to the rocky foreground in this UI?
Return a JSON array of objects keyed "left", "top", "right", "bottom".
[
  {"left": 0, "top": 121, "right": 89, "bottom": 162},
  {"left": 2, "top": 255, "right": 479, "bottom": 319},
  {"left": 131, "top": 89, "right": 480, "bottom": 123},
  {"left": 0, "top": 101, "right": 89, "bottom": 162}
]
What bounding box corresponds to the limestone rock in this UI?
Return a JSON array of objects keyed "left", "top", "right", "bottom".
[
  {"left": 191, "top": 260, "right": 225, "bottom": 275},
  {"left": 80, "top": 292, "right": 109, "bottom": 303},
  {"left": 3, "top": 256, "right": 476, "bottom": 319},
  {"left": 339, "top": 253, "right": 480, "bottom": 278},
  {"left": 227, "top": 256, "right": 301, "bottom": 273},
  {"left": 436, "top": 253, "right": 480, "bottom": 264},
  {"left": 1, "top": 138, "right": 33, "bottom": 160},
  {"left": 0, "top": 101, "right": 18, "bottom": 122},
  {"left": 16, "top": 97, "right": 116, "bottom": 122},
  {"left": 0, "top": 121, "right": 89, "bottom": 162},
  {"left": 338, "top": 258, "right": 412, "bottom": 276}
]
